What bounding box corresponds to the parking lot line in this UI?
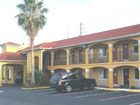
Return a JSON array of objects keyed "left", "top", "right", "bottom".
[
  {"left": 74, "top": 91, "right": 117, "bottom": 99},
  {"left": 129, "top": 102, "right": 140, "bottom": 105},
  {"left": 98, "top": 93, "right": 140, "bottom": 102},
  {"left": 54, "top": 90, "right": 100, "bottom": 96}
]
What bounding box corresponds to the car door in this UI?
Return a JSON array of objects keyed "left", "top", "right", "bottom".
[
  {"left": 75, "top": 74, "right": 87, "bottom": 89},
  {"left": 68, "top": 74, "right": 80, "bottom": 89}
]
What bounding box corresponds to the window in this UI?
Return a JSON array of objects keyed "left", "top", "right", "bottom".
[
  {"left": 99, "top": 69, "right": 107, "bottom": 79},
  {"left": 133, "top": 42, "right": 138, "bottom": 53},
  {"left": 99, "top": 47, "right": 107, "bottom": 57},
  {"left": 135, "top": 68, "right": 139, "bottom": 80}
]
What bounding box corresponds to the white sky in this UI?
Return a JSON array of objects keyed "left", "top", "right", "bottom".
[{"left": 0, "top": 0, "right": 140, "bottom": 45}]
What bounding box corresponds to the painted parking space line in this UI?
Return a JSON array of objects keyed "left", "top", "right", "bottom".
[
  {"left": 98, "top": 93, "right": 140, "bottom": 102},
  {"left": 54, "top": 90, "right": 100, "bottom": 96},
  {"left": 74, "top": 91, "right": 117, "bottom": 99},
  {"left": 129, "top": 102, "right": 140, "bottom": 105},
  {"left": 0, "top": 91, "right": 3, "bottom": 93}
]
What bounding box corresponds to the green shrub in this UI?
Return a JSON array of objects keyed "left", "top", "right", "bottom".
[
  {"left": 130, "top": 86, "right": 136, "bottom": 89},
  {"left": 35, "top": 70, "right": 46, "bottom": 85},
  {"left": 119, "top": 85, "right": 129, "bottom": 88}
]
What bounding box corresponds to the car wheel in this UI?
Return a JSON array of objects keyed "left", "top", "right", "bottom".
[
  {"left": 65, "top": 85, "right": 72, "bottom": 93},
  {"left": 89, "top": 83, "right": 95, "bottom": 90}
]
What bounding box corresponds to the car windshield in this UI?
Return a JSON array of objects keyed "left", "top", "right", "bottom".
[
  {"left": 50, "top": 74, "right": 62, "bottom": 82},
  {"left": 61, "top": 72, "right": 85, "bottom": 79}
]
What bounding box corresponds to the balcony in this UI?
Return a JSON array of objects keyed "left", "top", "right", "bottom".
[
  {"left": 89, "top": 53, "right": 109, "bottom": 63},
  {"left": 54, "top": 56, "right": 66, "bottom": 65},
  {"left": 52, "top": 50, "right": 138, "bottom": 66},
  {"left": 113, "top": 50, "right": 138, "bottom": 62},
  {"left": 70, "top": 55, "right": 85, "bottom": 64}
]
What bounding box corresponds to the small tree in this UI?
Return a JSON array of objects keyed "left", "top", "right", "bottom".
[{"left": 16, "top": 0, "right": 48, "bottom": 84}]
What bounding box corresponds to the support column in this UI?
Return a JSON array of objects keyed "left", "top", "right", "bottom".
[
  {"left": 138, "top": 40, "right": 140, "bottom": 61},
  {"left": 0, "top": 64, "right": 2, "bottom": 86},
  {"left": 66, "top": 69, "right": 70, "bottom": 73},
  {"left": 39, "top": 50, "right": 43, "bottom": 70},
  {"left": 66, "top": 49, "right": 70, "bottom": 65},
  {"left": 51, "top": 70, "right": 54, "bottom": 75},
  {"left": 85, "top": 69, "right": 90, "bottom": 78},
  {"left": 51, "top": 51, "right": 54, "bottom": 66},
  {"left": 108, "top": 68, "right": 113, "bottom": 88},
  {"left": 108, "top": 44, "right": 113, "bottom": 63},
  {"left": 85, "top": 48, "right": 89, "bottom": 64}
]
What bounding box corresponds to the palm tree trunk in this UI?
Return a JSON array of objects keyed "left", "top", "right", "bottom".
[{"left": 31, "top": 38, "right": 35, "bottom": 84}]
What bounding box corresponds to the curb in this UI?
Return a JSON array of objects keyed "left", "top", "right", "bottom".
[
  {"left": 21, "top": 86, "right": 50, "bottom": 90},
  {"left": 96, "top": 87, "right": 140, "bottom": 93}
]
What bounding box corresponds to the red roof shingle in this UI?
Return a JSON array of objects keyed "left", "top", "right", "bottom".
[{"left": 0, "top": 52, "right": 26, "bottom": 61}]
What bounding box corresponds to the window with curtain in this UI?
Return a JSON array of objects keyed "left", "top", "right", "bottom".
[
  {"left": 99, "top": 47, "right": 107, "bottom": 57},
  {"left": 99, "top": 69, "right": 107, "bottom": 79}
]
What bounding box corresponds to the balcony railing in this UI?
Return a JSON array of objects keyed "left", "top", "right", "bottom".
[
  {"left": 113, "top": 50, "right": 138, "bottom": 62},
  {"left": 54, "top": 56, "right": 66, "bottom": 65},
  {"left": 70, "top": 54, "right": 85, "bottom": 64},
  {"left": 89, "top": 53, "right": 109, "bottom": 63},
  {"left": 52, "top": 50, "right": 138, "bottom": 66}
]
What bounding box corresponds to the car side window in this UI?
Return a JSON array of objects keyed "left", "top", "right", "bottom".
[{"left": 69, "top": 75, "right": 76, "bottom": 79}]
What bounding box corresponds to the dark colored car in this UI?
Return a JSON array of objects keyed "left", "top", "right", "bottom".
[{"left": 50, "top": 72, "right": 97, "bottom": 93}]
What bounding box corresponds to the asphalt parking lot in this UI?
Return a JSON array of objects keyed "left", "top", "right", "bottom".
[{"left": 0, "top": 86, "right": 140, "bottom": 105}]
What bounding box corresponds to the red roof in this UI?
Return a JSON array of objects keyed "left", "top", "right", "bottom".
[
  {"left": 0, "top": 52, "right": 26, "bottom": 61},
  {"left": 23, "top": 24, "right": 140, "bottom": 51},
  {"left": 0, "top": 42, "right": 20, "bottom": 46}
]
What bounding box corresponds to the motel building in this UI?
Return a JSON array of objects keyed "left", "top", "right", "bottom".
[{"left": 0, "top": 24, "right": 140, "bottom": 88}]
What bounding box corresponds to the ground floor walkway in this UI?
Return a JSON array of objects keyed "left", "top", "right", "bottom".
[{"left": 49, "top": 65, "right": 140, "bottom": 88}]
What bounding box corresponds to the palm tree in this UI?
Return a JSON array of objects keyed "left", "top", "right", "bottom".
[{"left": 16, "top": 0, "right": 48, "bottom": 84}]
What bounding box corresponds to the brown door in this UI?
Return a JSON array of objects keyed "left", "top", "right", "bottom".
[
  {"left": 123, "top": 68, "right": 129, "bottom": 86},
  {"left": 113, "top": 70, "right": 118, "bottom": 85},
  {"left": 123, "top": 43, "right": 129, "bottom": 60},
  {"left": 113, "top": 46, "right": 117, "bottom": 61}
]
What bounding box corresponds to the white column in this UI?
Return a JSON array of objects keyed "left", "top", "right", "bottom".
[
  {"left": 85, "top": 69, "right": 90, "bottom": 78},
  {"left": 66, "top": 69, "right": 70, "bottom": 73},
  {"left": 51, "top": 70, "right": 54, "bottom": 76}
]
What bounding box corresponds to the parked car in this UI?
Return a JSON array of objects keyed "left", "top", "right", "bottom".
[{"left": 50, "top": 72, "right": 97, "bottom": 93}]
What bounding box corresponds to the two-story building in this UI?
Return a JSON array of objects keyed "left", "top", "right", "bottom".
[{"left": 1, "top": 24, "right": 140, "bottom": 88}]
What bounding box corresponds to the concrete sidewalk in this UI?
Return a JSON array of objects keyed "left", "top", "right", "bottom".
[{"left": 96, "top": 87, "right": 140, "bottom": 93}]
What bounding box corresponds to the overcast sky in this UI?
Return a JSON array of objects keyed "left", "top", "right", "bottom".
[{"left": 0, "top": 0, "right": 140, "bottom": 45}]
